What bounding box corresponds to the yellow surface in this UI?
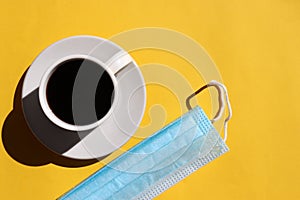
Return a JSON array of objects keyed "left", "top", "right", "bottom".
[{"left": 0, "top": 0, "right": 300, "bottom": 199}]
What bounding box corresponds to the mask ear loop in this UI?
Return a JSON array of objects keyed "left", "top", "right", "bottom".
[{"left": 186, "top": 80, "right": 232, "bottom": 142}]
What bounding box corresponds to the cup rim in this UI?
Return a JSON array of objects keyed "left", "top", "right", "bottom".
[{"left": 38, "top": 54, "right": 119, "bottom": 132}]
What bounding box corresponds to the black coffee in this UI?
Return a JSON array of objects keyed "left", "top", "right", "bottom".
[{"left": 46, "top": 58, "right": 115, "bottom": 126}]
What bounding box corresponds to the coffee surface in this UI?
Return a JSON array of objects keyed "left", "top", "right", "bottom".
[{"left": 46, "top": 58, "right": 115, "bottom": 126}]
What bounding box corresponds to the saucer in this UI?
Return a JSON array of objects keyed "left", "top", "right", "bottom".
[{"left": 22, "top": 36, "right": 146, "bottom": 160}]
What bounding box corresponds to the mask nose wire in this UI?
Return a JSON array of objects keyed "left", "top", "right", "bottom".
[{"left": 186, "top": 80, "right": 232, "bottom": 142}]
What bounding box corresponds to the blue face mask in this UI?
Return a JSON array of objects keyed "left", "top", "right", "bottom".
[{"left": 59, "top": 80, "right": 232, "bottom": 200}]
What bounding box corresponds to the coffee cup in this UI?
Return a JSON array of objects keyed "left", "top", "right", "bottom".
[{"left": 22, "top": 36, "right": 146, "bottom": 160}]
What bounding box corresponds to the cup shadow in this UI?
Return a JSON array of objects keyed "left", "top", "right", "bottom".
[{"left": 2, "top": 69, "right": 98, "bottom": 167}]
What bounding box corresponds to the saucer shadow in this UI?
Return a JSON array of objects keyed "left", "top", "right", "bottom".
[{"left": 2, "top": 69, "right": 98, "bottom": 167}]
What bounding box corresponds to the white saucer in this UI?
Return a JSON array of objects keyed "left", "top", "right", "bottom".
[{"left": 22, "top": 36, "right": 146, "bottom": 160}]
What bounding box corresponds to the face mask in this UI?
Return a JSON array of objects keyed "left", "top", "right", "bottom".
[{"left": 59, "top": 80, "right": 232, "bottom": 200}]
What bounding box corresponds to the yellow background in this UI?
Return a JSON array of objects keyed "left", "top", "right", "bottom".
[{"left": 0, "top": 0, "right": 299, "bottom": 199}]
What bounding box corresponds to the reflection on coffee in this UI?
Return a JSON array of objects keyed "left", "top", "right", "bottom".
[{"left": 46, "top": 58, "right": 115, "bottom": 126}]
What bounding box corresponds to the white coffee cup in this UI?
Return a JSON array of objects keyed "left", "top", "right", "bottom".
[
  {"left": 22, "top": 36, "right": 146, "bottom": 160},
  {"left": 39, "top": 54, "right": 128, "bottom": 132}
]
